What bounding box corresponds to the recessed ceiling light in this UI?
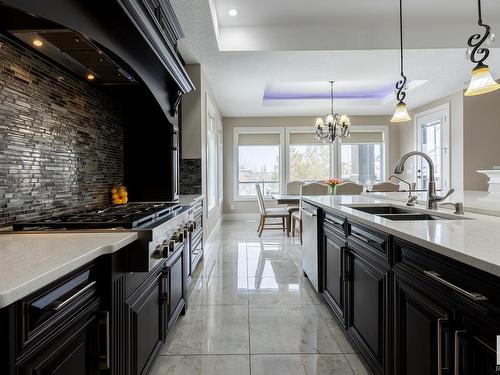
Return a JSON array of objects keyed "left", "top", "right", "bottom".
[
  {"left": 32, "top": 38, "right": 43, "bottom": 47},
  {"left": 86, "top": 73, "right": 95, "bottom": 81},
  {"left": 228, "top": 8, "right": 238, "bottom": 16}
]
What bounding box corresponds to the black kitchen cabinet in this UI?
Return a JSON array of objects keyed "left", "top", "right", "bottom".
[
  {"left": 323, "top": 225, "right": 348, "bottom": 326},
  {"left": 454, "top": 316, "right": 498, "bottom": 375},
  {"left": 165, "top": 241, "right": 188, "bottom": 332},
  {"left": 126, "top": 268, "right": 166, "bottom": 375},
  {"left": 347, "top": 245, "right": 389, "bottom": 375},
  {"left": 15, "top": 300, "right": 102, "bottom": 375},
  {"left": 394, "top": 271, "right": 453, "bottom": 375}
]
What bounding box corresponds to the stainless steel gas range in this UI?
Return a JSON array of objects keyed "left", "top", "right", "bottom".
[{"left": 13, "top": 202, "right": 198, "bottom": 272}]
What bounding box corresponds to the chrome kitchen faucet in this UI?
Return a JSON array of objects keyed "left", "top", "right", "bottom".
[{"left": 393, "top": 151, "right": 454, "bottom": 210}]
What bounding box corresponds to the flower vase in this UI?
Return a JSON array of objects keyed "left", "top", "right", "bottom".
[{"left": 329, "top": 185, "right": 337, "bottom": 195}]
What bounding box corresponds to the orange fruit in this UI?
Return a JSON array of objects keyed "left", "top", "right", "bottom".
[
  {"left": 110, "top": 187, "right": 118, "bottom": 194},
  {"left": 113, "top": 199, "right": 123, "bottom": 205},
  {"left": 122, "top": 197, "right": 128, "bottom": 204},
  {"left": 119, "top": 191, "right": 128, "bottom": 197},
  {"left": 111, "top": 193, "right": 120, "bottom": 200}
]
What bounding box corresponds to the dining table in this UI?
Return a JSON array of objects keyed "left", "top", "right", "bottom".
[{"left": 271, "top": 194, "right": 301, "bottom": 206}]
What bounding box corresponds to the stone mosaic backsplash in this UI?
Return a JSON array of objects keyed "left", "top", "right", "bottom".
[
  {"left": 0, "top": 35, "right": 124, "bottom": 226},
  {"left": 179, "top": 158, "right": 202, "bottom": 195}
]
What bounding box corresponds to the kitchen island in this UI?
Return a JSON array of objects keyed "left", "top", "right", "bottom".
[{"left": 302, "top": 195, "right": 500, "bottom": 375}]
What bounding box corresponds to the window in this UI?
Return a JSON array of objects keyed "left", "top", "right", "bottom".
[
  {"left": 217, "top": 120, "right": 223, "bottom": 205},
  {"left": 206, "top": 110, "right": 217, "bottom": 211},
  {"left": 235, "top": 129, "right": 283, "bottom": 199},
  {"left": 288, "top": 132, "right": 331, "bottom": 182},
  {"left": 416, "top": 104, "right": 450, "bottom": 191},
  {"left": 339, "top": 131, "right": 385, "bottom": 186}
]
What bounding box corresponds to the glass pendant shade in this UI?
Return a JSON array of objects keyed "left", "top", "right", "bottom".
[
  {"left": 315, "top": 117, "right": 325, "bottom": 128},
  {"left": 390, "top": 101, "right": 411, "bottom": 123},
  {"left": 340, "top": 115, "right": 351, "bottom": 126},
  {"left": 325, "top": 114, "right": 334, "bottom": 124},
  {"left": 464, "top": 64, "right": 500, "bottom": 96}
]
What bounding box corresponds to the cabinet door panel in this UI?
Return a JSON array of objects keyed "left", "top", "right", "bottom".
[
  {"left": 347, "top": 249, "right": 388, "bottom": 375},
  {"left": 351, "top": 256, "right": 383, "bottom": 356},
  {"left": 16, "top": 308, "right": 99, "bottom": 375},
  {"left": 394, "top": 273, "right": 452, "bottom": 375},
  {"left": 127, "top": 272, "right": 163, "bottom": 375},
  {"left": 323, "top": 231, "right": 346, "bottom": 325}
]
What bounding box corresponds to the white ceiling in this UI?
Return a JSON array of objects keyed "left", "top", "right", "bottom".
[{"left": 171, "top": 0, "right": 500, "bottom": 117}]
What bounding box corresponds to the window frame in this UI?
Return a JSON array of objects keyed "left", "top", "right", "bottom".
[
  {"left": 336, "top": 125, "right": 389, "bottom": 184},
  {"left": 206, "top": 93, "right": 220, "bottom": 216},
  {"left": 233, "top": 127, "right": 285, "bottom": 201},
  {"left": 415, "top": 103, "right": 450, "bottom": 191}
]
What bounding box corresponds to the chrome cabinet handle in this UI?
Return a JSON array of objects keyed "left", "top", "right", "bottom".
[
  {"left": 50, "top": 281, "right": 97, "bottom": 311},
  {"left": 437, "top": 318, "right": 447, "bottom": 375},
  {"left": 424, "top": 271, "right": 488, "bottom": 301},
  {"left": 454, "top": 330, "right": 467, "bottom": 375},
  {"left": 98, "top": 311, "right": 110, "bottom": 370}
]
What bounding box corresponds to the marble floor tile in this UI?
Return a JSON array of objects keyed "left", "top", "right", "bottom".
[
  {"left": 249, "top": 305, "right": 341, "bottom": 354},
  {"left": 189, "top": 277, "right": 249, "bottom": 305},
  {"left": 316, "top": 305, "right": 358, "bottom": 354},
  {"left": 151, "top": 355, "right": 250, "bottom": 375},
  {"left": 251, "top": 354, "right": 354, "bottom": 375},
  {"left": 247, "top": 258, "right": 300, "bottom": 280},
  {"left": 248, "top": 276, "right": 316, "bottom": 305},
  {"left": 345, "top": 354, "right": 373, "bottom": 375},
  {"left": 163, "top": 305, "right": 249, "bottom": 354},
  {"left": 191, "top": 257, "right": 248, "bottom": 279}
]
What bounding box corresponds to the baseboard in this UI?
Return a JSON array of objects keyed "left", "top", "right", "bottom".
[
  {"left": 205, "top": 214, "right": 223, "bottom": 243},
  {"left": 223, "top": 213, "right": 259, "bottom": 221}
]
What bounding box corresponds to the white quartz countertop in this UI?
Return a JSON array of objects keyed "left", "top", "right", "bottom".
[
  {"left": 178, "top": 194, "right": 203, "bottom": 206},
  {"left": 0, "top": 232, "right": 138, "bottom": 308},
  {"left": 302, "top": 195, "right": 500, "bottom": 278}
]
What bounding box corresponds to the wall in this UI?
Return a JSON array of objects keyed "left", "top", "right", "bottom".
[
  {"left": 181, "top": 64, "right": 223, "bottom": 236},
  {"left": 463, "top": 88, "right": 500, "bottom": 191},
  {"left": 0, "top": 36, "right": 124, "bottom": 226},
  {"left": 398, "top": 91, "right": 464, "bottom": 195},
  {"left": 223, "top": 115, "right": 397, "bottom": 216}
]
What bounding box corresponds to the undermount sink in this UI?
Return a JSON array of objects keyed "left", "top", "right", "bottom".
[{"left": 346, "top": 205, "right": 470, "bottom": 221}]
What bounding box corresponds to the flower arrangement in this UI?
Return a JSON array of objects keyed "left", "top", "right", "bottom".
[{"left": 325, "top": 178, "right": 343, "bottom": 195}]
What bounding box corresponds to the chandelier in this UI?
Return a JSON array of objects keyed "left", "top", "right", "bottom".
[{"left": 314, "top": 81, "right": 350, "bottom": 143}]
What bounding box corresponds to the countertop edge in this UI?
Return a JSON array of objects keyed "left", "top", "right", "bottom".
[
  {"left": 302, "top": 196, "right": 500, "bottom": 278},
  {"left": 0, "top": 232, "right": 138, "bottom": 308}
]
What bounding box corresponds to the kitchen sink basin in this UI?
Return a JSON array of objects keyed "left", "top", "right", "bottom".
[
  {"left": 346, "top": 205, "right": 471, "bottom": 221},
  {"left": 377, "top": 213, "right": 445, "bottom": 221},
  {"left": 348, "top": 206, "right": 415, "bottom": 215}
]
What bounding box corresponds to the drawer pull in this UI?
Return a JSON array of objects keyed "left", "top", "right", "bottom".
[
  {"left": 437, "top": 318, "right": 447, "bottom": 375},
  {"left": 50, "top": 281, "right": 97, "bottom": 311},
  {"left": 350, "top": 233, "right": 380, "bottom": 247},
  {"left": 423, "top": 271, "right": 488, "bottom": 301}
]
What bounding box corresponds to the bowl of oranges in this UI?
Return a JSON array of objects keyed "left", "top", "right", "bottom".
[{"left": 110, "top": 185, "right": 128, "bottom": 205}]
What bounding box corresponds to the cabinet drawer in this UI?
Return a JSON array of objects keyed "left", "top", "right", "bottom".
[
  {"left": 16, "top": 264, "right": 99, "bottom": 356},
  {"left": 394, "top": 238, "right": 500, "bottom": 315},
  {"left": 348, "top": 222, "right": 389, "bottom": 262},
  {"left": 323, "top": 212, "right": 347, "bottom": 238}
]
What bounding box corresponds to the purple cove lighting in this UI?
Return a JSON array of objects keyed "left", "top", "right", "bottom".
[{"left": 263, "top": 84, "right": 395, "bottom": 101}]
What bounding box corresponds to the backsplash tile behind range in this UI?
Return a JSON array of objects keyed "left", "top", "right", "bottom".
[
  {"left": 0, "top": 36, "right": 124, "bottom": 226},
  {"left": 179, "top": 158, "right": 201, "bottom": 194}
]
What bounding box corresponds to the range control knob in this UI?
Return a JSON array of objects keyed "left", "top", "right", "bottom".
[
  {"left": 168, "top": 239, "right": 176, "bottom": 252},
  {"left": 172, "top": 231, "right": 184, "bottom": 243},
  {"left": 153, "top": 245, "right": 164, "bottom": 259},
  {"left": 183, "top": 228, "right": 189, "bottom": 238}
]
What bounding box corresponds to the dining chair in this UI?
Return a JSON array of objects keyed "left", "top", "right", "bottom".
[
  {"left": 291, "top": 182, "right": 329, "bottom": 244},
  {"left": 285, "top": 181, "right": 305, "bottom": 215},
  {"left": 334, "top": 182, "right": 364, "bottom": 195},
  {"left": 255, "top": 184, "right": 290, "bottom": 237},
  {"left": 370, "top": 181, "right": 401, "bottom": 192}
]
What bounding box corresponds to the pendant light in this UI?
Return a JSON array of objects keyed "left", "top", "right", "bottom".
[
  {"left": 390, "top": 0, "right": 411, "bottom": 123},
  {"left": 464, "top": 0, "right": 500, "bottom": 96},
  {"left": 314, "top": 81, "right": 350, "bottom": 143}
]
